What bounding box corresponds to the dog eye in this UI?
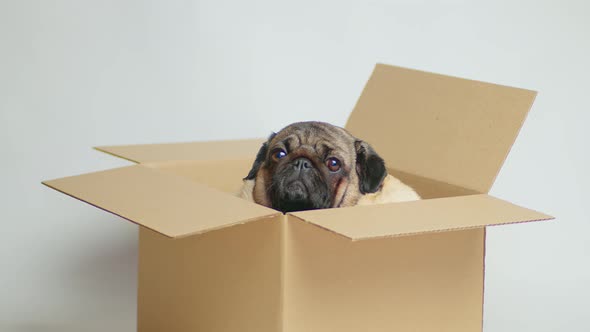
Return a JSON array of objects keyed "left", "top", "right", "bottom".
[
  {"left": 272, "top": 149, "right": 287, "bottom": 161},
  {"left": 326, "top": 157, "right": 341, "bottom": 172}
]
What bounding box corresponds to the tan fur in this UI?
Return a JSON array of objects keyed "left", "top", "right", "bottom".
[
  {"left": 356, "top": 174, "right": 421, "bottom": 205},
  {"left": 238, "top": 179, "right": 255, "bottom": 202},
  {"left": 237, "top": 121, "right": 421, "bottom": 210},
  {"left": 252, "top": 168, "right": 271, "bottom": 207}
]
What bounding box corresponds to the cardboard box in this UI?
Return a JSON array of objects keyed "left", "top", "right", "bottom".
[{"left": 43, "top": 64, "right": 553, "bottom": 332}]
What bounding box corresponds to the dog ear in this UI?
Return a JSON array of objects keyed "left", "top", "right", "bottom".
[
  {"left": 355, "top": 140, "right": 387, "bottom": 194},
  {"left": 244, "top": 132, "right": 277, "bottom": 180}
]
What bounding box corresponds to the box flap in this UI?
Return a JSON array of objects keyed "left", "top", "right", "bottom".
[
  {"left": 95, "top": 138, "right": 265, "bottom": 163},
  {"left": 43, "top": 165, "right": 279, "bottom": 238},
  {"left": 290, "top": 194, "right": 553, "bottom": 241},
  {"left": 346, "top": 64, "right": 537, "bottom": 193}
]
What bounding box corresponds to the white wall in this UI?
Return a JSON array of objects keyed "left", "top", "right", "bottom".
[{"left": 1, "top": 1, "right": 588, "bottom": 331}]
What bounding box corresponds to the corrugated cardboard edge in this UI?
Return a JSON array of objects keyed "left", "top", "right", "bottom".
[
  {"left": 42, "top": 179, "right": 154, "bottom": 232},
  {"left": 94, "top": 138, "right": 265, "bottom": 164},
  {"left": 485, "top": 91, "right": 538, "bottom": 195},
  {"left": 289, "top": 193, "right": 554, "bottom": 241},
  {"left": 42, "top": 164, "right": 282, "bottom": 239},
  {"left": 42, "top": 179, "right": 281, "bottom": 239},
  {"left": 371, "top": 63, "right": 538, "bottom": 91},
  {"left": 288, "top": 210, "right": 553, "bottom": 242},
  {"left": 348, "top": 216, "right": 553, "bottom": 242},
  {"left": 93, "top": 146, "right": 141, "bottom": 163}
]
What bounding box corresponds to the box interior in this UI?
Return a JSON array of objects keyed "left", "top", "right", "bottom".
[{"left": 147, "top": 158, "right": 479, "bottom": 207}]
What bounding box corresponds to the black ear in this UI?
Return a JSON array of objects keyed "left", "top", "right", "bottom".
[
  {"left": 355, "top": 140, "right": 387, "bottom": 194},
  {"left": 244, "top": 133, "right": 276, "bottom": 180}
]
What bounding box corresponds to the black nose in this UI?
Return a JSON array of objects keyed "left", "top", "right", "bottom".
[{"left": 292, "top": 157, "right": 312, "bottom": 171}]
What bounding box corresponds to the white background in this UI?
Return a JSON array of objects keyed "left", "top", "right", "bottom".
[{"left": 1, "top": 1, "right": 588, "bottom": 331}]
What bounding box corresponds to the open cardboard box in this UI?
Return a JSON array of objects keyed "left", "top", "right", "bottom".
[{"left": 43, "top": 64, "right": 553, "bottom": 332}]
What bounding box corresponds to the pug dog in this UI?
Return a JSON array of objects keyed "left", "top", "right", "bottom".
[{"left": 238, "top": 121, "right": 420, "bottom": 212}]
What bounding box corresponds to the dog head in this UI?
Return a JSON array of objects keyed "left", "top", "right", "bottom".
[{"left": 244, "top": 121, "right": 387, "bottom": 212}]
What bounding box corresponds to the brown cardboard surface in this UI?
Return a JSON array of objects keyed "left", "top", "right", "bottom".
[
  {"left": 138, "top": 215, "right": 283, "bottom": 332},
  {"left": 291, "top": 194, "right": 553, "bottom": 241},
  {"left": 145, "top": 159, "right": 253, "bottom": 194},
  {"left": 283, "top": 217, "right": 485, "bottom": 332},
  {"left": 43, "top": 165, "right": 278, "bottom": 238},
  {"left": 389, "top": 168, "right": 478, "bottom": 199},
  {"left": 96, "top": 138, "right": 265, "bottom": 163},
  {"left": 346, "top": 64, "right": 537, "bottom": 193}
]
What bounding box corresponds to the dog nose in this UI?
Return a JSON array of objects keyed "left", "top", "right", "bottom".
[{"left": 292, "top": 157, "right": 312, "bottom": 171}]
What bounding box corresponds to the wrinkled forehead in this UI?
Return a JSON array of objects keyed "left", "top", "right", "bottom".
[{"left": 270, "top": 123, "right": 356, "bottom": 157}]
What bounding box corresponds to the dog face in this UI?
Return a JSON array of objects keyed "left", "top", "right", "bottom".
[{"left": 244, "top": 121, "right": 387, "bottom": 213}]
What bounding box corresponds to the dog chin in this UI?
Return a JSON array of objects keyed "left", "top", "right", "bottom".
[
  {"left": 276, "top": 198, "right": 316, "bottom": 213},
  {"left": 271, "top": 179, "right": 329, "bottom": 213}
]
